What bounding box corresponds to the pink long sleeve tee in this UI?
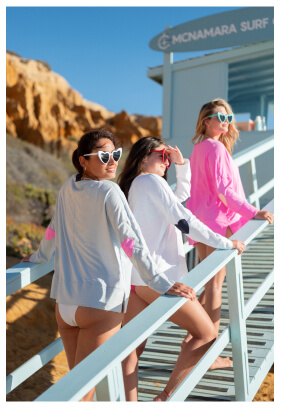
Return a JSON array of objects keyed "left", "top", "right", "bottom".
[{"left": 186, "top": 138, "right": 258, "bottom": 244}]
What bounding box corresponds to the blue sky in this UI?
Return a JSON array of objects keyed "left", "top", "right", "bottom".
[{"left": 6, "top": 5, "right": 242, "bottom": 116}]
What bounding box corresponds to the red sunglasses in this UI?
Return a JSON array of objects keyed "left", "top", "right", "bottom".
[{"left": 150, "top": 148, "right": 171, "bottom": 169}]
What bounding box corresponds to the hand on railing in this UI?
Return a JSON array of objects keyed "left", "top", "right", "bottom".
[
  {"left": 165, "top": 282, "right": 196, "bottom": 301},
  {"left": 231, "top": 240, "right": 246, "bottom": 255},
  {"left": 21, "top": 255, "right": 31, "bottom": 262},
  {"left": 254, "top": 211, "right": 274, "bottom": 224}
]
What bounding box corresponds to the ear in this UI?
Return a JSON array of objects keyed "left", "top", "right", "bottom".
[
  {"left": 203, "top": 118, "right": 210, "bottom": 128},
  {"left": 79, "top": 156, "right": 86, "bottom": 168}
]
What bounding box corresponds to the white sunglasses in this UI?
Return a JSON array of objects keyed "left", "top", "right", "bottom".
[{"left": 84, "top": 148, "right": 122, "bottom": 164}]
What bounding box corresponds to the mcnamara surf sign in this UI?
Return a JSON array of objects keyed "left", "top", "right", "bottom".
[{"left": 149, "top": 7, "right": 274, "bottom": 53}]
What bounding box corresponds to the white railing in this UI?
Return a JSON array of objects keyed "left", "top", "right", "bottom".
[{"left": 233, "top": 135, "right": 274, "bottom": 209}]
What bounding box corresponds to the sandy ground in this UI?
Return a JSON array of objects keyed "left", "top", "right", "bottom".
[{"left": 6, "top": 256, "right": 274, "bottom": 401}]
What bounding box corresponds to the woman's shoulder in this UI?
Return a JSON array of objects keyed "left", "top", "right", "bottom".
[
  {"left": 130, "top": 174, "right": 170, "bottom": 200},
  {"left": 194, "top": 138, "right": 223, "bottom": 152},
  {"left": 204, "top": 139, "right": 227, "bottom": 157},
  {"left": 132, "top": 173, "right": 165, "bottom": 189},
  {"left": 101, "top": 180, "right": 123, "bottom": 194}
]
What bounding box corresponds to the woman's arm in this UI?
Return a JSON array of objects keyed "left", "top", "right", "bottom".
[
  {"left": 147, "top": 176, "right": 235, "bottom": 250},
  {"left": 166, "top": 145, "right": 191, "bottom": 203},
  {"left": 207, "top": 146, "right": 258, "bottom": 220},
  {"left": 105, "top": 184, "right": 195, "bottom": 299}
]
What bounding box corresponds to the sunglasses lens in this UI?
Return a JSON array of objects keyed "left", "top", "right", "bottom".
[
  {"left": 227, "top": 114, "right": 233, "bottom": 124},
  {"left": 163, "top": 150, "right": 171, "bottom": 168},
  {"left": 112, "top": 150, "right": 121, "bottom": 162},
  {"left": 219, "top": 114, "right": 226, "bottom": 123},
  {"left": 99, "top": 152, "right": 110, "bottom": 164}
]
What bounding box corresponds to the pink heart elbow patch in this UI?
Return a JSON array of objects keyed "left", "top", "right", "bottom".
[
  {"left": 121, "top": 238, "right": 134, "bottom": 257},
  {"left": 45, "top": 227, "right": 55, "bottom": 240}
]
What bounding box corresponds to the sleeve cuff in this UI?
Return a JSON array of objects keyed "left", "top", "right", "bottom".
[
  {"left": 239, "top": 200, "right": 258, "bottom": 219},
  {"left": 175, "top": 159, "right": 191, "bottom": 177},
  {"left": 148, "top": 273, "right": 175, "bottom": 294},
  {"left": 29, "top": 253, "right": 37, "bottom": 263}
]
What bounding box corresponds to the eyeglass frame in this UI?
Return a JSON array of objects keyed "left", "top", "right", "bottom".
[
  {"left": 83, "top": 147, "right": 122, "bottom": 164},
  {"left": 150, "top": 148, "right": 171, "bottom": 169},
  {"left": 207, "top": 112, "right": 234, "bottom": 124}
]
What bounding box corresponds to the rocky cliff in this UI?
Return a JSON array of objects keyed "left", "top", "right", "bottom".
[{"left": 6, "top": 51, "right": 162, "bottom": 156}]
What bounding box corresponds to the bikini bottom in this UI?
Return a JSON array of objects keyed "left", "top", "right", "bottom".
[{"left": 57, "top": 303, "right": 78, "bottom": 327}]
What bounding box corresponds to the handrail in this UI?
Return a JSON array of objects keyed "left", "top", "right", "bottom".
[
  {"left": 233, "top": 135, "right": 274, "bottom": 167},
  {"left": 34, "top": 199, "right": 273, "bottom": 401},
  {"left": 6, "top": 256, "right": 54, "bottom": 297},
  {"left": 233, "top": 135, "right": 274, "bottom": 209}
]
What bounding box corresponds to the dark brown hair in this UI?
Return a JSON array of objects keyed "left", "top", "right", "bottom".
[
  {"left": 72, "top": 128, "right": 119, "bottom": 177},
  {"left": 118, "top": 136, "right": 167, "bottom": 200}
]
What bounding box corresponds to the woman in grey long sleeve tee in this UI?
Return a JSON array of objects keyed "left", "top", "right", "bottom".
[
  {"left": 31, "top": 177, "right": 176, "bottom": 312},
  {"left": 22, "top": 129, "right": 195, "bottom": 401}
]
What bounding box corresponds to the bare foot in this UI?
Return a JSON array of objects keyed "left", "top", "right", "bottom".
[
  {"left": 181, "top": 335, "right": 232, "bottom": 370},
  {"left": 209, "top": 356, "right": 232, "bottom": 370}
]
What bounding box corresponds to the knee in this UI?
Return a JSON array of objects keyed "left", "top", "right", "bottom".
[
  {"left": 203, "top": 325, "right": 217, "bottom": 344},
  {"left": 191, "top": 322, "right": 217, "bottom": 344}
]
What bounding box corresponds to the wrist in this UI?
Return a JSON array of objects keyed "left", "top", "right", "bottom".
[{"left": 175, "top": 159, "right": 185, "bottom": 165}]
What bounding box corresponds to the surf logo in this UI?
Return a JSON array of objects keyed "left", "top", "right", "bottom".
[{"left": 158, "top": 33, "right": 170, "bottom": 50}]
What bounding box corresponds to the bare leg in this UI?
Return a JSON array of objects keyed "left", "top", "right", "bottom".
[
  {"left": 122, "top": 291, "right": 149, "bottom": 401},
  {"left": 134, "top": 286, "right": 216, "bottom": 401},
  {"left": 55, "top": 304, "right": 80, "bottom": 370},
  {"left": 182, "top": 227, "right": 233, "bottom": 369},
  {"left": 56, "top": 305, "right": 123, "bottom": 401}
]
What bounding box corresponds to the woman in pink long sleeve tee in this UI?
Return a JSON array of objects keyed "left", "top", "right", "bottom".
[{"left": 185, "top": 99, "right": 274, "bottom": 369}]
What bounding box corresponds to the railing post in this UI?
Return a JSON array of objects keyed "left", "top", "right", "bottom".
[
  {"left": 226, "top": 255, "right": 250, "bottom": 401},
  {"left": 94, "top": 362, "right": 125, "bottom": 401},
  {"left": 247, "top": 158, "right": 260, "bottom": 208}
]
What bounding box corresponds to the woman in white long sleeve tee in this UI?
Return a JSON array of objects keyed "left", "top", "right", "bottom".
[
  {"left": 118, "top": 137, "right": 246, "bottom": 402},
  {"left": 21, "top": 130, "right": 195, "bottom": 401}
]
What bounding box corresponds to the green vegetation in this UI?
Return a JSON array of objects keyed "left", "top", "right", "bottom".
[
  {"left": 6, "top": 219, "right": 45, "bottom": 257},
  {"left": 6, "top": 183, "right": 25, "bottom": 203},
  {"left": 41, "top": 168, "right": 67, "bottom": 186},
  {"left": 7, "top": 182, "right": 56, "bottom": 206},
  {"left": 24, "top": 183, "right": 56, "bottom": 205}
]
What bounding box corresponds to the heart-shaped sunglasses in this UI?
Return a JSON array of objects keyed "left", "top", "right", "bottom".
[
  {"left": 83, "top": 148, "right": 122, "bottom": 164},
  {"left": 207, "top": 112, "right": 234, "bottom": 124}
]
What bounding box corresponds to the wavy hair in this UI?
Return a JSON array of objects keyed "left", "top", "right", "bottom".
[
  {"left": 191, "top": 99, "right": 239, "bottom": 155},
  {"left": 118, "top": 136, "right": 167, "bottom": 200}
]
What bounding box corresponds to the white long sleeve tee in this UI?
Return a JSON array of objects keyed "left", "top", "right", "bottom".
[{"left": 129, "top": 161, "right": 233, "bottom": 286}]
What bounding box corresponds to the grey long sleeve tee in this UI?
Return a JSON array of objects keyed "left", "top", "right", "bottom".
[{"left": 30, "top": 175, "right": 174, "bottom": 313}]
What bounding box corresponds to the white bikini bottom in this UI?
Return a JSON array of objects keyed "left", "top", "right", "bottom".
[{"left": 58, "top": 303, "right": 78, "bottom": 327}]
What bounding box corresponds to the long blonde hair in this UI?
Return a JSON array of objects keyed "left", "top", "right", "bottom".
[{"left": 191, "top": 99, "right": 239, "bottom": 155}]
